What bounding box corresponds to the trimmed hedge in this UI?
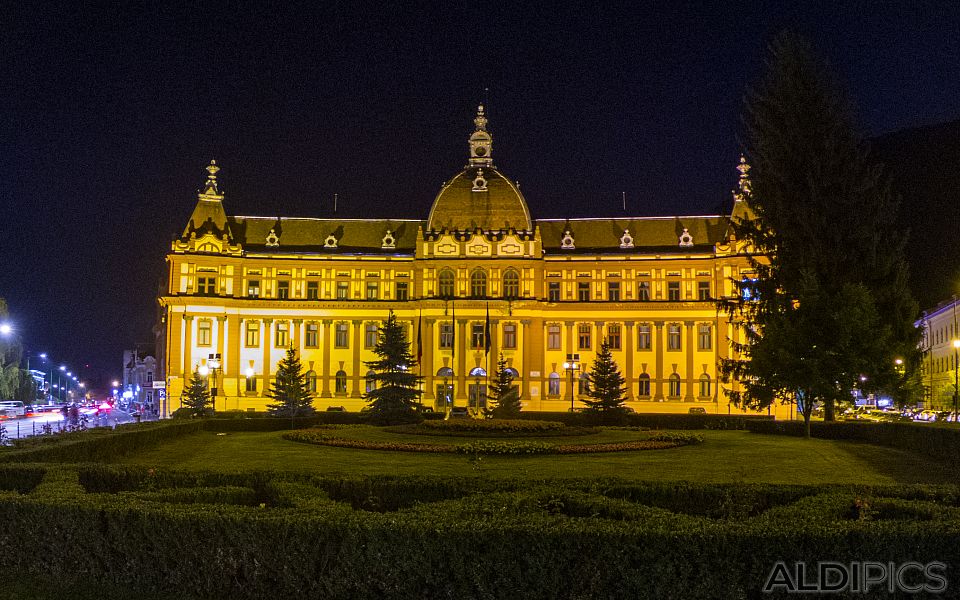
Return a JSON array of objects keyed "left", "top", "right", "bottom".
[
  {"left": 511, "top": 411, "right": 773, "bottom": 430},
  {"left": 745, "top": 420, "right": 960, "bottom": 463},
  {"left": 1, "top": 466, "right": 959, "bottom": 599},
  {"left": 419, "top": 419, "right": 565, "bottom": 433}
]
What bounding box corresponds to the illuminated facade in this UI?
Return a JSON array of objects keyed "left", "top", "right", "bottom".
[
  {"left": 159, "top": 107, "right": 785, "bottom": 417},
  {"left": 918, "top": 299, "right": 960, "bottom": 410}
]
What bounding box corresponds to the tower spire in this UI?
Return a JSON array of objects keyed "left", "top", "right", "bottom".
[
  {"left": 203, "top": 159, "right": 221, "bottom": 195},
  {"left": 733, "top": 155, "right": 751, "bottom": 202},
  {"left": 468, "top": 105, "right": 493, "bottom": 167}
]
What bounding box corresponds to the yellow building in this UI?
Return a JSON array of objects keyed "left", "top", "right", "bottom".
[
  {"left": 918, "top": 299, "right": 960, "bottom": 411},
  {"left": 159, "top": 106, "right": 787, "bottom": 417}
]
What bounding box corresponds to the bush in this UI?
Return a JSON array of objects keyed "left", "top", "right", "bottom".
[
  {"left": 3, "top": 467, "right": 960, "bottom": 599},
  {"left": 508, "top": 411, "right": 773, "bottom": 430},
  {"left": 454, "top": 441, "right": 554, "bottom": 455},
  {"left": 745, "top": 420, "right": 960, "bottom": 463},
  {"left": 419, "top": 419, "right": 565, "bottom": 433},
  {"left": 647, "top": 432, "right": 704, "bottom": 445}
]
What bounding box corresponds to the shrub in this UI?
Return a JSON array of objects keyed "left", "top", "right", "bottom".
[
  {"left": 454, "top": 441, "right": 554, "bottom": 455},
  {"left": 418, "top": 419, "right": 566, "bottom": 433},
  {"left": 647, "top": 432, "right": 704, "bottom": 445}
]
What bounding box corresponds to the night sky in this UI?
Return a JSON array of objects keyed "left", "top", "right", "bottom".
[{"left": 3, "top": 2, "right": 960, "bottom": 385}]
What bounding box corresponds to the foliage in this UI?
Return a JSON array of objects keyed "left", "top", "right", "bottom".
[
  {"left": 266, "top": 346, "right": 316, "bottom": 418},
  {"left": 454, "top": 441, "right": 553, "bottom": 455},
  {"left": 419, "top": 419, "right": 565, "bottom": 433},
  {"left": 180, "top": 370, "right": 212, "bottom": 417},
  {"left": 363, "top": 311, "right": 423, "bottom": 423},
  {"left": 0, "top": 298, "right": 25, "bottom": 401},
  {"left": 647, "top": 432, "right": 704, "bottom": 445},
  {"left": 581, "top": 342, "right": 628, "bottom": 417},
  {"left": 486, "top": 353, "right": 521, "bottom": 418},
  {"left": 720, "top": 33, "right": 921, "bottom": 434}
]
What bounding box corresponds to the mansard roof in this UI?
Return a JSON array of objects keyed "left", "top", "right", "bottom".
[
  {"left": 228, "top": 216, "right": 420, "bottom": 254},
  {"left": 537, "top": 216, "right": 729, "bottom": 254}
]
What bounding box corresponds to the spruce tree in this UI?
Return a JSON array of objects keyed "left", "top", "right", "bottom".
[
  {"left": 582, "top": 342, "right": 627, "bottom": 418},
  {"left": 720, "top": 32, "right": 920, "bottom": 435},
  {"left": 487, "top": 353, "right": 521, "bottom": 418},
  {"left": 363, "top": 311, "right": 423, "bottom": 423},
  {"left": 266, "top": 346, "right": 315, "bottom": 418},
  {"left": 181, "top": 370, "right": 212, "bottom": 417}
]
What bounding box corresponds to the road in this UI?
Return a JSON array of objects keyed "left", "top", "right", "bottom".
[{"left": 1, "top": 409, "right": 142, "bottom": 440}]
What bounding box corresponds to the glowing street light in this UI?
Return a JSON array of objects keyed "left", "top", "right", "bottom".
[{"left": 0, "top": 323, "right": 11, "bottom": 336}]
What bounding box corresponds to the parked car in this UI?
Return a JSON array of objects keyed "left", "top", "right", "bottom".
[
  {"left": 326, "top": 406, "right": 346, "bottom": 412},
  {"left": 448, "top": 406, "right": 470, "bottom": 419},
  {"left": 688, "top": 407, "right": 706, "bottom": 415}
]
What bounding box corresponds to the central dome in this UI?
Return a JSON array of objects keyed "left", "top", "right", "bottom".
[{"left": 426, "top": 106, "right": 532, "bottom": 232}]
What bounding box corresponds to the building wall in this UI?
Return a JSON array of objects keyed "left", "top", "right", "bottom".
[
  {"left": 159, "top": 233, "right": 793, "bottom": 419},
  {"left": 919, "top": 299, "right": 960, "bottom": 410}
]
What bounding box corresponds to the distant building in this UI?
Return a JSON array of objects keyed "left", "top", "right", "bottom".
[
  {"left": 917, "top": 299, "right": 960, "bottom": 410},
  {"left": 159, "top": 106, "right": 786, "bottom": 417},
  {"left": 122, "top": 350, "right": 157, "bottom": 414}
]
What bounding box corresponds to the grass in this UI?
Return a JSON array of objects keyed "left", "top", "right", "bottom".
[{"left": 112, "top": 428, "right": 958, "bottom": 485}]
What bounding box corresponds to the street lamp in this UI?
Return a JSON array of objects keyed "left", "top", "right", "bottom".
[
  {"left": 952, "top": 339, "right": 960, "bottom": 419},
  {"left": 206, "top": 353, "right": 222, "bottom": 412},
  {"left": 0, "top": 323, "right": 11, "bottom": 336},
  {"left": 563, "top": 354, "right": 580, "bottom": 411}
]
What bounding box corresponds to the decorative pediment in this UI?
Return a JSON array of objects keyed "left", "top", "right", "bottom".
[
  {"left": 171, "top": 232, "right": 242, "bottom": 256},
  {"left": 619, "top": 229, "right": 634, "bottom": 249},
  {"left": 265, "top": 228, "right": 279, "bottom": 247},
  {"left": 381, "top": 230, "right": 396, "bottom": 249},
  {"left": 560, "top": 230, "right": 575, "bottom": 250},
  {"left": 679, "top": 228, "right": 694, "bottom": 247}
]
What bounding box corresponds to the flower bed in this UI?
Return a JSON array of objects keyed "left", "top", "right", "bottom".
[
  {"left": 418, "top": 419, "right": 566, "bottom": 433},
  {"left": 283, "top": 429, "right": 700, "bottom": 455}
]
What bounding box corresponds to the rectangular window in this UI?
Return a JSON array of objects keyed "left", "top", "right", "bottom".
[
  {"left": 472, "top": 324, "right": 485, "bottom": 349},
  {"left": 577, "top": 282, "right": 590, "bottom": 302},
  {"left": 275, "top": 322, "right": 289, "bottom": 347},
  {"left": 668, "top": 323, "right": 682, "bottom": 351},
  {"left": 638, "top": 281, "right": 650, "bottom": 301},
  {"left": 366, "top": 281, "right": 379, "bottom": 300},
  {"left": 197, "top": 320, "right": 212, "bottom": 346},
  {"left": 306, "top": 281, "right": 319, "bottom": 300},
  {"left": 547, "top": 325, "right": 561, "bottom": 350},
  {"left": 698, "top": 281, "right": 711, "bottom": 301},
  {"left": 638, "top": 324, "right": 651, "bottom": 350},
  {"left": 439, "top": 323, "right": 454, "bottom": 349},
  {"left": 503, "top": 323, "right": 517, "bottom": 349},
  {"left": 197, "top": 276, "right": 216, "bottom": 295},
  {"left": 245, "top": 322, "right": 260, "bottom": 347},
  {"left": 335, "top": 323, "right": 349, "bottom": 348},
  {"left": 277, "top": 280, "right": 290, "bottom": 299},
  {"left": 395, "top": 282, "right": 409, "bottom": 301},
  {"left": 245, "top": 375, "right": 257, "bottom": 392},
  {"left": 698, "top": 324, "right": 712, "bottom": 350},
  {"left": 145, "top": 371, "right": 153, "bottom": 384},
  {"left": 548, "top": 282, "right": 561, "bottom": 302},
  {"left": 668, "top": 281, "right": 681, "bottom": 301},
  {"left": 365, "top": 323, "right": 379, "bottom": 349},
  {"left": 607, "top": 324, "right": 621, "bottom": 350},
  {"left": 305, "top": 323, "right": 319, "bottom": 348},
  {"left": 336, "top": 281, "right": 349, "bottom": 300},
  {"left": 638, "top": 376, "right": 650, "bottom": 397},
  {"left": 247, "top": 280, "right": 260, "bottom": 298},
  {"left": 607, "top": 282, "right": 620, "bottom": 302},
  {"left": 578, "top": 324, "right": 591, "bottom": 351}
]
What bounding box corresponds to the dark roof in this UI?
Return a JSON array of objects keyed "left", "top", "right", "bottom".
[
  {"left": 228, "top": 217, "right": 421, "bottom": 253},
  {"left": 427, "top": 167, "right": 532, "bottom": 231},
  {"left": 537, "top": 216, "right": 729, "bottom": 253}
]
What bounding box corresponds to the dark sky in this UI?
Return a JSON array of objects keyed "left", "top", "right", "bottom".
[{"left": 2, "top": 1, "right": 960, "bottom": 383}]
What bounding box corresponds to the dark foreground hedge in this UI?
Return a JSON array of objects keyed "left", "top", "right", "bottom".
[
  {"left": 0, "top": 465, "right": 958, "bottom": 600},
  {"left": 746, "top": 419, "right": 960, "bottom": 463},
  {"left": 513, "top": 410, "right": 773, "bottom": 430}
]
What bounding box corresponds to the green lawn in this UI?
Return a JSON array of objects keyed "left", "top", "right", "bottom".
[{"left": 113, "top": 428, "right": 957, "bottom": 485}]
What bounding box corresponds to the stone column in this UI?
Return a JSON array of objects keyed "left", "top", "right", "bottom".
[
  {"left": 215, "top": 315, "right": 227, "bottom": 408},
  {"left": 182, "top": 315, "right": 194, "bottom": 379},
  {"left": 321, "top": 320, "right": 333, "bottom": 397},
  {"left": 424, "top": 318, "right": 436, "bottom": 400},
  {"left": 564, "top": 321, "right": 574, "bottom": 356},
  {"left": 229, "top": 317, "right": 242, "bottom": 399},
  {"left": 456, "top": 319, "right": 468, "bottom": 399},
  {"left": 261, "top": 319, "right": 273, "bottom": 395},
  {"left": 351, "top": 320, "right": 363, "bottom": 396},
  {"left": 292, "top": 319, "right": 303, "bottom": 353},
  {"left": 520, "top": 319, "right": 532, "bottom": 400},
  {"left": 624, "top": 321, "right": 635, "bottom": 400},
  {"left": 654, "top": 321, "right": 664, "bottom": 401},
  {"left": 684, "top": 320, "right": 696, "bottom": 401}
]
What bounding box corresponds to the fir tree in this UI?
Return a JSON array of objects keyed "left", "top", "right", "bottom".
[
  {"left": 487, "top": 353, "right": 521, "bottom": 418},
  {"left": 181, "top": 370, "right": 212, "bottom": 417},
  {"left": 363, "top": 311, "right": 423, "bottom": 423},
  {"left": 582, "top": 342, "right": 627, "bottom": 418},
  {"left": 266, "top": 346, "right": 315, "bottom": 418},
  {"left": 720, "top": 32, "right": 920, "bottom": 435}
]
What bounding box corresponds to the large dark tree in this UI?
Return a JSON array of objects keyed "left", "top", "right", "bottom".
[
  {"left": 181, "top": 370, "right": 212, "bottom": 417},
  {"left": 720, "top": 32, "right": 921, "bottom": 435},
  {"left": 363, "top": 311, "right": 423, "bottom": 423},
  {"left": 487, "top": 353, "right": 521, "bottom": 418},
  {"left": 582, "top": 342, "right": 628, "bottom": 419},
  {"left": 266, "top": 346, "right": 315, "bottom": 418}
]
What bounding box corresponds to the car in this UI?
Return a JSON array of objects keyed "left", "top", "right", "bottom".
[
  {"left": 688, "top": 407, "right": 707, "bottom": 415},
  {"left": 326, "top": 406, "right": 346, "bottom": 412}
]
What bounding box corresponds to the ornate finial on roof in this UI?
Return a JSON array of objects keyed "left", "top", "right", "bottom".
[
  {"left": 468, "top": 105, "right": 493, "bottom": 167},
  {"left": 734, "top": 155, "right": 751, "bottom": 201},
  {"left": 204, "top": 159, "right": 220, "bottom": 195}
]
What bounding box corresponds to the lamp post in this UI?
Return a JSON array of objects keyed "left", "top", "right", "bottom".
[
  {"left": 563, "top": 354, "right": 580, "bottom": 411},
  {"left": 953, "top": 339, "right": 960, "bottom": 419},
  {"left": 199, "top": 353, "right": 222, "bottom": 413}
]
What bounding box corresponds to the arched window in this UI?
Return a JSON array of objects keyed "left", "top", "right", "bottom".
[
  {"left": 668, "top": 373, "right": 681, "bottom": 398},
  {"left": 437, "top": 367, "right": 454, "bottom": 378},
  {"left": 438, "top": 269, "right": 455, "bottom": 298},
  {"left": 435, "top": 367, "right": 454, "bottom": 409},
  {"left": 578, "top": 371, "right": 589, "bottom": 396},
  {"left": 469, "top": 367, "right": 487, "bottom": 377},
  {"left": 305, "top": 370, "right": 317, "bottom": 394},
  {"left": 637, "top": 373, "right": 651, "bottom": 398},
  {"left": 503, "top": 269, "right": 520, "bottom": 299},
  {"left": 365, "top": 370, "right": 377, "bottom": 393},
  {"left": 548, "top": 372, "right": 561, "bottom": 396},
  {"left": 470, "top": 269, "right": 487, "bottom": 298},
  {"left": 504, "top": 367, "right": 519, "bottom": 381},
  {"left": 335, "top": 370, "right": 347, "bottom": 394},
  {"left": 699, "top": 374, "right": 711, "bottom": 398}
]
